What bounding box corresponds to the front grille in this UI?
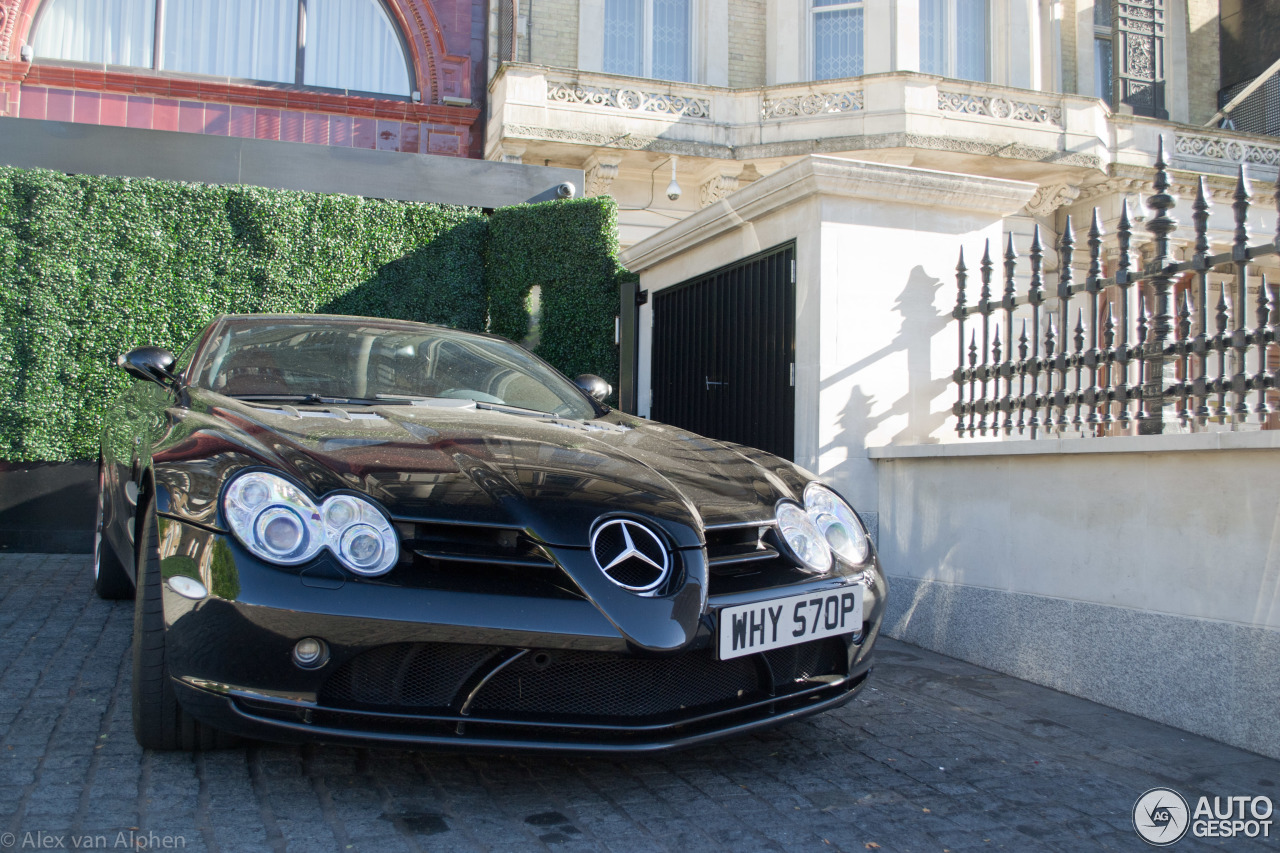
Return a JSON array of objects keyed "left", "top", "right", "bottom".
[
  {"left": 705, "top": 524, "right": 779, "bottom": 574},
  {"left": 318, "top": 638, "right": 848, "bottom": 721},
  {"left": 764, "top": 637, "right": 848, "bottom": 688},
  {"left": 395, "top": 521, "right": 555, "bottom": 568},
  {"left": 321, "top": 643, "right": 500, "bottom": 710},
  {"left": 469, "top": 648, "right": 760, "bottom": 718}
]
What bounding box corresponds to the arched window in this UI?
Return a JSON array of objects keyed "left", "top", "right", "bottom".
[{"left": 29, "top": 0, "right": 413, "bottom": 97}]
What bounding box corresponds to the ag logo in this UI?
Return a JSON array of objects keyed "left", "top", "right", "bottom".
[{"left": 1134, "top": 787, "right": 1190, "bottom": 846}]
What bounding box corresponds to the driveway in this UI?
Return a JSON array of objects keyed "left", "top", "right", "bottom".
[{"left": 1, "top": 553, "right": 1275, "bottom": 852}]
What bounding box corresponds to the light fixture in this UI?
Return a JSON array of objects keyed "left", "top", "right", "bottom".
[
  {"left": 665, "top": 156, "right": 681, "bottom": 202},
  {"left": 20, "top": 44, "right": 33, "bottom": 62}
]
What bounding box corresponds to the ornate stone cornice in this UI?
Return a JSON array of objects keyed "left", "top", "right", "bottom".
[
  {"left": 761, "top": 91, "right": 863, "bottom": 120},
  {"left": 1174, "top": 132, "right": 1280, "bottom": 169},
  {"left": 546, "top": 81, "right": 711, "bottom": 119},
  {"left": 937, "top": 90, "right": 1063, "bottom": 128}
]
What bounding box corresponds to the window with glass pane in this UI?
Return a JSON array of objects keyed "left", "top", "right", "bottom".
[
  {"left": 918, "top": 0, "right": 986, "bottom": 82},
  {"left": 31, "top": 0, "right": 154, "bottom": 68},
  {"left": 603, "top": 0, "right": 644, "bottom": 77},
  {"left": 164, "top": 0, "right": 295, "bottom": 84},
  {"left": 1093, "top": 0, "right": 1113, "bottom": 105},
  {"left": 30, "top": 0, "right": 413, "bottom": 97},
  {"left": 813, "top": 0, "right": 862, "bottom": 81},
  {"left": 602, "top": 0, "right": 690, "bottom": 82},
  {"left": 305, "top": 0, "right": 411, "bottom": 95}
]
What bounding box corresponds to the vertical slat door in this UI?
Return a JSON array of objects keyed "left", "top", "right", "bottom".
[{"left": 650, "top": 243, "right": 796, "bottom": 460}]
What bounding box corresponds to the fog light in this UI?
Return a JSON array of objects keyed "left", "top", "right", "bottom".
[{"left": 292, "top": 637, "right": 328, "bottom": 668}]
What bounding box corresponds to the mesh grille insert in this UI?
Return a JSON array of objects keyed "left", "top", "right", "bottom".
[
  {"left": 764, "top": 637, "right": 848, "bottom": 688},
  {"left": 320, "top": 643, "right": 501, "bottom": 710},
  {"left": 471, "top": 647, "right": 760, "bottom": 718}
]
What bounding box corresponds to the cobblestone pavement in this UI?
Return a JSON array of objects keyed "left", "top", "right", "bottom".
[{"left": 2, "top": 553, "right": 1277, "bottom": 853}]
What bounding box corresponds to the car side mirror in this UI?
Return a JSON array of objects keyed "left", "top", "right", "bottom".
[
  {"left": 119, "top": 346, "right": 178, "bottom": 385},
  {"left": 574, "top": 374, "right": 612, "bottom": 402}
]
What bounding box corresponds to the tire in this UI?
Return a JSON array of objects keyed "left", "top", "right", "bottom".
[
  {"left": 131, "top": 498, "right": 238, "bottom": 750},
  {"left": 92, "top": 456, "right": 134, "bottom": 600}
]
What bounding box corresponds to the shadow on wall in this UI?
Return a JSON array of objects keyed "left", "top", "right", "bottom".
[{"left": 823, "top": 264, "right": 951, "bottom": 456}]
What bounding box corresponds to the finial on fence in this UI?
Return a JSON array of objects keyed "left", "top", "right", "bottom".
[
  {"left": 1058, "top": 215, "right": 1075, "bottom": 297},
  {"left": 1087, "top": 208, "right": 1104, "bottom": 290},
  {"left": 1214, "top": 281, "right": 1230, "bottom": 422},
  {"left": 1116, "top": 198, "right": 1133, "bottom": 285},
  {"left": 1232, "top": 166, "right": 1252, "bottom": 259},
  {"left": 1147, "top": 137, "right": 1178, "bottom": 272},
  {"left": 1257, "top": 274, "right": 1273, "bottom": 421},
  {"left": 1192, "top": 178, "right": 1211, "bottom": 267},
  {"left": 1029, "top": 225, "right": 1045, "bottom": 304}
]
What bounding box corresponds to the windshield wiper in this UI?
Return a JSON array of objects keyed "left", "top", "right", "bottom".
[
  {"left": 229, "top": 393, "right": 415, "bottom": 406},
  {"left": 473, "top": 400, "right": 558, "bottom": 419}
]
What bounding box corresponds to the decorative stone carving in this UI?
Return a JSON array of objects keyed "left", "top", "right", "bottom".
[
  {"left": 761, "top": 91, "right": 863, "bottom": 120},
  {"left": 1115, "top": 0, "right": 1166, "bottom": 118},
  {"left": 1174, "top": 133, "right": 1280, "bottom": 168},
  {"left": 546, "top": 82, "right": 711, "bottom": 119},
  {"left": 583, "top": 151, "right": 624, "bottom": 197},
  {"left": 937, "top": 91, "right": 1063, "bottom": 127},
  {"left": 699, "top": 174, "right": 739, "bottom": 208},
  {"left": 1022, "top": 183, "right": 1081, "bottom": 218}
]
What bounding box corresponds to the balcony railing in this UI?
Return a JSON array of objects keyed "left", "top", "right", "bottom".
[{"left": 951, "top": 142, "right": 1279, "bottom": 438}]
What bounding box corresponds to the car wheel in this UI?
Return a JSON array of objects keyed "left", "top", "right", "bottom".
[
  {"left": 131, "top": 498, "right": 238, "bottom": 750},
  {"left": 93, "top": 456, "right": 134, "bottom": 600}
]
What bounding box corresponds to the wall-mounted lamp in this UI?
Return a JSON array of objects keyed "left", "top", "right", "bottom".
[
  {"left": 442, "top": 96, "right": 471, "bottom": 108},
  {"left": 411, "top": 90, "right": 421, "bottom": 103},
  {"left": 20, "top": 44, "right": 33, "bottom": 62},
  {"left": 665, "top": 156, "right": 681, "bottom": 202}
]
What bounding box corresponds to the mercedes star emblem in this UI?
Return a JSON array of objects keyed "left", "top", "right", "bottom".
[{"left": 590, "top": 518, "right": 671, "bottom": 594}]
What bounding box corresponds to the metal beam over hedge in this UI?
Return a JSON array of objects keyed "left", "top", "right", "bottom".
[{"left": 0, "top": 117, "right": 583, "bottom": 209}]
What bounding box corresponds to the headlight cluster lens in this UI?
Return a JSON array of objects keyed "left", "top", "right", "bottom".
[
  {"left": 774, "top": 484, "right": 872, "bottom": 574},
  {"left": 223, "top": 472, "right": 398, "bottom": 576},
  {"left": 804, "top": 483, "right": 871, "bottom": 565}
]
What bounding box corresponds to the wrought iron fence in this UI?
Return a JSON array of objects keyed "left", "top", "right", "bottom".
[{"left": 952, "top": 142, "right": 1279, "bottom": 438}]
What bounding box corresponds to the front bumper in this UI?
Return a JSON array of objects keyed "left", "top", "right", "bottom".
[{"left": 155, "top": 517, "right": 885, "bottom": 751}]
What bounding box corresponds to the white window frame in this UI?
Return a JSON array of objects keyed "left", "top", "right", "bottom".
[
  {"left": 919, "top": 0, "right": 988, "bottom": 82},
  {"left": 601, "top": 0, "right": 696, "bottom": 82},
  {"left": 809, "top": 0, "right": 864, "bottom": 82}
]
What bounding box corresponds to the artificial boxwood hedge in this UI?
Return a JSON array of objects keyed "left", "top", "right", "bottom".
[{"left": 0, "top": 167, "right": 623, "bottom": 462}]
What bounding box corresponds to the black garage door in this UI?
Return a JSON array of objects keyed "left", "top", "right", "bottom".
[{"left": 650, "top": 243, "right": 796, "bottom": 460}]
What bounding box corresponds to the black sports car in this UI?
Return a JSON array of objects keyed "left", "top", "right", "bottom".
[{"left": 95, "top": 314, "right": 885, "bottom": 751}]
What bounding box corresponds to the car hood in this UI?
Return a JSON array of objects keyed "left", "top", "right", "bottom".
[{"left": 157, "top": 393, "right": 812, "bottom": 548}]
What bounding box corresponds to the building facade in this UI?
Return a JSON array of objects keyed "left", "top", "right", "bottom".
[
  {"left": 0, "top": 0, "right": 486, "bottom": 157},
  {"left": 485, "top": 0, "right": 1273, "bottom": 247}
]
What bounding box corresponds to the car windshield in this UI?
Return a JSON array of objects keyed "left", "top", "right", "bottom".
[{"left": 190, "top": 320, "right": 599, "bottom": 420}]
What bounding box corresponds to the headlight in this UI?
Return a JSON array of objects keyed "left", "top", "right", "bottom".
[
  {"left": 804, "top": 483, "right": 871, "bottom": 565},
  {"left": 222, "top": 471, "right": 398, "bottom": 576},
  {"left": 775, "top": 500, "right": 833, "bottom": 574}
]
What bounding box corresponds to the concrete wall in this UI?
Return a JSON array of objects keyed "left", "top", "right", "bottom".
[{"left": 872, "top": 432, "right": 1280, "bottom": 759}]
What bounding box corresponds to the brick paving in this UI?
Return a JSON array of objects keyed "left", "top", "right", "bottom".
[{"left": 1, "top": 552, "right": 1277, "bottom": 852}]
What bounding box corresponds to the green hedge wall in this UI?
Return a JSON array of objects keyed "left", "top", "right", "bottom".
[
  {"left": 486, "top": 197, "right": 621, "bottom": 390},
  {"left": 0, "top": 167, "right": 623, "bottom": 462}
]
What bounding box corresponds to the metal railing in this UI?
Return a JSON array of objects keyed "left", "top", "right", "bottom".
[{"left": 952, "top": 142, "right": 1279, "bottom": 438}]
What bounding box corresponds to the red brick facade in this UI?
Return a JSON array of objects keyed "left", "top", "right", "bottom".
[{"left": 0, "top": 0, "right": 485, "bottom": 158}]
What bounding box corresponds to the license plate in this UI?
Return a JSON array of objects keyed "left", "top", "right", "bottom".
[{"left": 717, "top": 586, "right": 863, "bottom": 660}]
